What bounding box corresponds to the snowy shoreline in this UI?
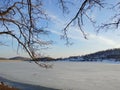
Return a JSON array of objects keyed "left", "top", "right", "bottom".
[{"left": 0, "top": 76, "right": 59, "bottom": 90}]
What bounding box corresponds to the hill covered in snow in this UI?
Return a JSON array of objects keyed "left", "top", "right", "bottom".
[
  {"left": 1, "top": 48, "right": 120, "bottom": 62},
  {"left": 9, "top": 56, "right": 30, "bottom": 60},
  {"left": 60, "top": 48, "right": 120, "bottom": 62}
]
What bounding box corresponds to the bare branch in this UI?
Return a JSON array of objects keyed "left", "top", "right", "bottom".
[
  {"left": 0, "top": 0, "right": 52, "bottom": 68},
  {"left": 0, "top": 2, "right": 25, "bottom": 16},
  {"left": 63, "top": 0, "right": 103, "bottom": 43},
  {"left": 97, "top": 19, "right": 120, "bottom": 32}
]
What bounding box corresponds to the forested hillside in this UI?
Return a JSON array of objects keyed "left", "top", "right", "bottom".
[{"left": 62, "top": 48, "right": 120, "bottom": 62}]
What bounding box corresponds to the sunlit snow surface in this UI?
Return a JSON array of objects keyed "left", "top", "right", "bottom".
[{"left": 0, "top": 61, "right": 120, "bottom": 90}]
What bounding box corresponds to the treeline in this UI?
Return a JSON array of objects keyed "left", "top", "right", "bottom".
[
  {"left": 66, "top": 48, "right": 120, "bottom": 62},
  {"left": 32, "top": 48, "right": 120, "bottom": 62}
]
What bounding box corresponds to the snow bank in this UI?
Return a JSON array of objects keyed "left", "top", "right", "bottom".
[{"left": 0, "top": 61, "right": 120, "bottom": 90}]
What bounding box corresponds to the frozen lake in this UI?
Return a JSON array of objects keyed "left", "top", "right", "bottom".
[{"left": 0, "top": 61, "right": 120, "bottom": 90}]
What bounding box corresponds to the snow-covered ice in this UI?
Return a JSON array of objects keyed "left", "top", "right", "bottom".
[{"left": 0, "top": 61, "right": 120, "bottom": 90}]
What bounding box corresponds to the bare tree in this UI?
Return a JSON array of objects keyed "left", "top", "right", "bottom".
[
  {"left": 0, "top": 0, "right": 52, "bottom": 67},
  {"left": 0, "top": 0, "right": 120, "bottom": 67},
  {"left": 59, "top": 0, "right": 103, "bottom": 43},
  {"left": 59, "top": 0, "right": 120, "bottom": 43},
  {"left": 97, "top": 1, "right": 120, "bottom": 32}
]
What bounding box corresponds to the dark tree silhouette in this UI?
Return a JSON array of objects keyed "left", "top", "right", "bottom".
[{"left": 0, "top": 0, "right": 52, "bottom": 67}]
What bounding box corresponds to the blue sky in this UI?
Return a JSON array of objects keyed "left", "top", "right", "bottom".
[{"left": 0, "top": 0, "right": 120, "bottom": 58}]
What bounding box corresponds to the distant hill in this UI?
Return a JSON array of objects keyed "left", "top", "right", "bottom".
[
  {"left": 81, "top": 48, "right": 120, "bottom": 61},
  {"left": 58, "top": 48, "right": 120, "bottom": 62},
  {"left": 0, "top": 57, "right": 8, "bottom": 60},
  {"left": 9, "top": 56, "right": 30, "bottom": 60},
  {"left": 4, "top": 48, "right": 120, "bottom": 62},
  {"left": 30, "top": 57, "right": 55, "bottom": 61}
]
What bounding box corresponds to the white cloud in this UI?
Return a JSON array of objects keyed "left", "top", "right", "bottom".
[
  {"left": 47, "top": 12, "right": 64, "bottom": 26},
  {"left": 89, "top": 34, "right": 120, "bottom": 47},
  {"left": 46, "top": 12, "right": 120, "bottom": 48}
]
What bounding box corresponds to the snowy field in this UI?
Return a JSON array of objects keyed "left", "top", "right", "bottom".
[{"left": 0, "top": 61, "right": 120, "bottom": 90}]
